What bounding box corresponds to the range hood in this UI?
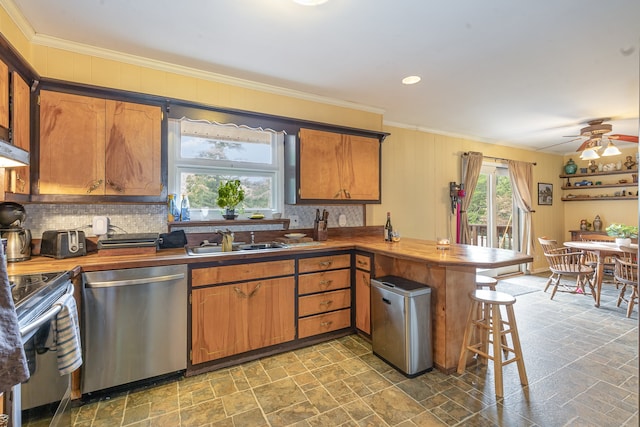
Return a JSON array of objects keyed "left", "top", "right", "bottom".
[{"left": 0, "top": 138, "right": 29, "bottom": 167}]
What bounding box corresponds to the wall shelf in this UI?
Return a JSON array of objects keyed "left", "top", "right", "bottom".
[
  {"left": 560, "top": 167, "right": 638, "bottom": 202},
  {"left": 561, "top": 196, "right": 638, "bottom": 202}
]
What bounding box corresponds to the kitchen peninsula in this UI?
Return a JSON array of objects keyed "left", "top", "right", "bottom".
[{"left": 7, "top": 232, "right": 532, "bottom": 374}]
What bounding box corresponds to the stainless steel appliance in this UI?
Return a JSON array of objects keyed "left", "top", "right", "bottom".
[
  {"left": 371, "top": 276, "right": 432, "bottom": 377},
  {"left": 0, "top": 202, "right": 31, "bottom": 262},
  {"left": 2, "top": 228, "right": 32, "bottom": 262},
  {"left": 7, "top": 270, "right": 74, "bottom": 427},
  {"left": 82, "top": 264, "right": 187, "bottom": 394}
]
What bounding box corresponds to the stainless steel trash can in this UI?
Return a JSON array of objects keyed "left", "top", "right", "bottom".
[{"left": 371, "top": 276, "right": 432, "bottom": 376}]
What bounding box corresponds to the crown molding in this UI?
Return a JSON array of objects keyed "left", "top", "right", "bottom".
[
  {"left": 0, "top": 0, "right": 384, "bottom": 116},
  {"left": 0, "top": 0, "right": 35, "bottom": 39}
]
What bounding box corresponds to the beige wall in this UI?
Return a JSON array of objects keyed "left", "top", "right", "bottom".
[
  {"left": 3, "top": 6, "right": 637, "bottom": 274},
  {"left": 369, "top": 126, "right": 566, "bottom": 272}
]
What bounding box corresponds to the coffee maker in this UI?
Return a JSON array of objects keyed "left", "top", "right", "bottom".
[{"left": 0, "top": 202, "right": 32, "bottom": 262}]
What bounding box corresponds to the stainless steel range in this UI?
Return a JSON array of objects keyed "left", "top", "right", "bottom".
[{"left": 6, "top": 270, "right": 74, "bottom": 427}]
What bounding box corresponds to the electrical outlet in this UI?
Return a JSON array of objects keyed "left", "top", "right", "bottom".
[{"left": 289, "top": 215, "right": 299, "bottom": 228}]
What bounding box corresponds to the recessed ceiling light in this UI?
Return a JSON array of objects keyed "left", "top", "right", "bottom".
[
  {"left": 293, "top": 0, "right": 329, "bottom": 5},
  {"left": 402, "top": 75, "right": 421, "bottom": 85}
]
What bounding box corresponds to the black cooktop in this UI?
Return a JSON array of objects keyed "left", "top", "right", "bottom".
[{"left": 9, "top": 271, "right": 71, "bottom": 328}]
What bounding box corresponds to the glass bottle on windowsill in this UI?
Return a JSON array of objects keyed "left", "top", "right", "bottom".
[{"left": 180, "top": 194, "right": 191, "bottom": 221}]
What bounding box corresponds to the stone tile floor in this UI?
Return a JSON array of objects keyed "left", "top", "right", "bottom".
[{"left": 69, "top": 275, "right": 638, "bottom": 426}]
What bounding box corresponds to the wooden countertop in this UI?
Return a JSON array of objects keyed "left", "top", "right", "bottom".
[{"left": 6, "top": 236, "right": 532, "bottom": 276}]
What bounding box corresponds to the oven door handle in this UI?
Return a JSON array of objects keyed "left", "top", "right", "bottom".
[{"left": 20, "top": 283, "right": 74, "bottom": 338}]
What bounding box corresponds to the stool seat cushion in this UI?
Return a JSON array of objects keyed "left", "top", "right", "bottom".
[
  {"left": 471, "top": 289, "right": 516, "bottom": 305},
  {"left": 475, "top": 275, "right": 498, "bottom": 285}
]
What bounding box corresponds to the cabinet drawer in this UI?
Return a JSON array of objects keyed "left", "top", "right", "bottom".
[
  {"left": 298, "top": 309, "right": 351, "bottom": 338},
  {"left": 192, "top": 259, "right": 295, "bottom": 287},
  {"left": 355, "top": 254, "right": 371, "bottom": 271},
  {"left": 298, "top": 269, "right": 351, "bottom": 295},
  {"left": 298, "top": 254, "right": 351, "bottom": 274},
  {"left": 298, "top": 289, "right": 351, "bottom": 317}
]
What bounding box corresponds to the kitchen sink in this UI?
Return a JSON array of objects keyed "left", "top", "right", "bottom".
[{"left": 185, "top": 242, "right": 289, "bottom": 256}]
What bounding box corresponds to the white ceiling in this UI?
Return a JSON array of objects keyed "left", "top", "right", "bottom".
[{"left": 6, "top": 0, "right": 640, "bottom": 154}]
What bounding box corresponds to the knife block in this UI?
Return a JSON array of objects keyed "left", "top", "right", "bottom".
[{"left": 313, "top": 222, "right": 328, "bottom": 241}]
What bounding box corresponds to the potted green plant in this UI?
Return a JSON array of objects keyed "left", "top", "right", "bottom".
[
  {"left": 216, "top": 179, "right": 245, "bottom": 219},
  {"left": 605, "top": 223, "right": 638, "bottom": 246}
]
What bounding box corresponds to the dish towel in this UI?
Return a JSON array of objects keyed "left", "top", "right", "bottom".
[
  {"left": 0, "top": 252, "right": 29, "bottom": 391},
  {"left": 52, "top": 294, "right": 83, "bottom": 375}
]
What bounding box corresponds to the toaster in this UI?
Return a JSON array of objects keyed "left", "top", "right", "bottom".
[{"left": 40, "top": 230, "right": 87, "bottom": 259}]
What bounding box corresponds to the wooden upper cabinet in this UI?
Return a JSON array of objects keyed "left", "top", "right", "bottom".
[
  {"left": 39, "top": 90, "right": 106, "bottom": 195},
  {"left": 9, "top": 72, "right": 30, "bottom": 194},
  {"left": 105, "top": 101, "right": 162, "bottom": 195},
  {"left": 0, "top": 60, "right": 8, "bottom": 129},
  {"left": 38, "top": 90, "right": 162, "bottom": 197},
  {"left": 298, "top": 128, "right": 380, "bottom": 202}
]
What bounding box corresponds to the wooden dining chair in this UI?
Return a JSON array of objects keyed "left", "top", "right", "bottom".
[
  {"left": 539, "top": 238, "right": 595, "bottom": 300},
  {"left": 614, "top": 246, "right": 638, "bottom": 318},
  {"left": 538, "top": 237, "right": 592, "bottom": 298}
]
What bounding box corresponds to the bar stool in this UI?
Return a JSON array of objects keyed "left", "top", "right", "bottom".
[
  {"left": 476, "top": 275, "right": 498, "bottom": 290},
  {"left": 457, "top": 289, "right": 528, "bottom": 398},
  {"left": 475, "top": 275, "right": 507, "bottom": 353}
]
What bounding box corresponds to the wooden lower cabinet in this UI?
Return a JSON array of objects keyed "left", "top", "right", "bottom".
[
  {"left": 298, "top": 310, "right": 351, "bottom": 338},
  {"left": 297, "top": 253, "right": 352, "bottom": 339},
  {"left": 354, "top": 253, "right": 372, "bottom": 334},
  {"left": 355, "top": 269, "right": 371, "bottom": 334},
  {"left": 191, "top": 276, "right": 295, "bottom": 364}
]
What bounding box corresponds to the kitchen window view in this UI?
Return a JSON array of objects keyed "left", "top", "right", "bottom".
[{"left": 168, "top": 119, "right": 285, "bottom": 218}]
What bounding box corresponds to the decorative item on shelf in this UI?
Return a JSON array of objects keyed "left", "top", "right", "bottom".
[
  {"left": 580, "top": 167, "right": 588, "bottom": 174},
  {"left": 564, "top": 158, "right": 577, "bottom": 175},
  {"left": 616, "top": 160, "right": 622, "bottom": 170},
  {"left": 633, "top": 173, "right": 638, "bottom": 184},
  {"left": 593, "top": 215, "right": 602, "bottom": 231},
  {"left": 216, "top": 179, "right": 245, "bottom": 220},
  {"left": 624, "top": 155, "right": 637, "bottom": 170},
  {"left": 588, "top": 160, "right": 598, "bottom": 173},
  {"left": 606, "top": 223, "right": 638, "bottom": 247},
  {"left": 598, "top": 162, "right": 603, "bottom": 171},
  {"left": 180, "top": 194, "right": 191, "bottom": 221},
  {"left": 579, "top": 219, "right": 590, "bottom": 231}
]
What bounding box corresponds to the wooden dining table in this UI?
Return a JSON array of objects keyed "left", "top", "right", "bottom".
[{"left": 564, "top": 241, "right": 638, "bottom": 307}]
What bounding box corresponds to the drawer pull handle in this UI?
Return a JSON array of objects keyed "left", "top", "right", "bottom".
[
  {"left": 319, "top": 300, "right": 333, "bottom": 307},
  {"left": 319, "top": 280, "right": 333, "bottom": 287},
  {"left": 357, "top": 259, "right": 368, "bottom": 267},
  {"left": 233, "top": 283, "right": 262, "bottom": 298},
  {"left": 320, "top": 321, "right": 333, "bottom": 328},
  {"left": 319, "top": 261, "right": 333, "bottom": 268}
]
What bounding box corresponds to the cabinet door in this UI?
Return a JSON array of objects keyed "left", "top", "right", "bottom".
[
  {"left": 355, "top": 269, "right": 371, "bottom": 334},
  {"left": 343, "top": 134, "right": 380, "bottom": 200},
  {"left": 105, "top": 101, "right": 162, "bottom": 196},
  {"left": 299, "top": 128, "right": 343, "bottom": 200},
  {"left": 191, "top": 277, "right": 295, "bottom": 364},
  {"left": 39, "top": 91, "right": 106, "bottom": 195},
  {"left": 0, "top": 60, "right": 8, "bottom": 129},
  {"left": 9, "top": 72, "right": 30, "bottom": 194}
]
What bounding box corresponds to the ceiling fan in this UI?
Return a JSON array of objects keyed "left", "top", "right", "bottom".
[{"left": 566, "top": 119, "right": 638, "bottom": 152}]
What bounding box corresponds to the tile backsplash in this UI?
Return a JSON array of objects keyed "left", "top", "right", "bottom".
[{"left": 21, "top": 204, "right": 365, "bottom": 238}]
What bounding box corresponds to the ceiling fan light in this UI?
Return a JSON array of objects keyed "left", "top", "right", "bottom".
[
  {"left": 580, "top": 149, "right": 600, "bottom": 160},
  {"left": 602, "top": 141, "right": 622, "bottom": 156}
]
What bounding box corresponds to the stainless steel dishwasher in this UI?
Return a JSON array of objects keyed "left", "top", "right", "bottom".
[{"left": 82, "top": 264, "right": 187, "bottom": 394}]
